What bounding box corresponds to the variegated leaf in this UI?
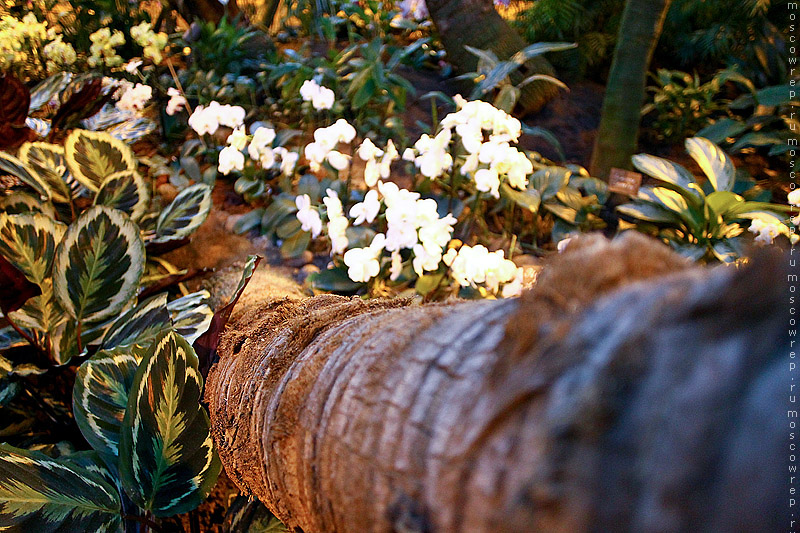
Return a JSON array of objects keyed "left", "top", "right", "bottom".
[
  {"left": 0, "top": 190, "right": 56, "bottom": 218},
  {"left": 0, "top": 444, "right": 122, "bottom": 532},
  {"left": 101, "top": 293, "right": 171, "bottom": 349},
  {"left": 53, "top": 206, "right": 144, "bottom": 323},
  {"left": 0, "top": 213, "right": 65, "bottom": 284},
  {"left": 105, "top": 117, "right": 157, "bottom": 143},
  {"left": 0, "top": 152, "right": 50, "bottom": 200},
  {"left": 120, "top": 330, "right": 220, "bottom": 516},
  {"left": 685, "top": 137, "right": 735, "bottom": 193},
  {"left": 28, "top": 72, "right": 72, "bottom": 112},
  {"left": 168, "top": 292, "right": 213, "bottom": 345},
  {"left": 24, "top": 117, "right": 50, "bottom": 139},
  {"left": 631, "top": 153, "right": 702, "bottom": 203},
  {"left": 94, "top": 170, "right": 150, "bottom": 222},
  {"left": 18, "top": 142, "right": 72, "bottom": 204},
  {"left": 73, "top": 344, "right": 149, "bottom": 458},
  {"left": 64, "top": 130, "right": 137, "bottom": 192},
  {"left": 152, "top": 184, "right": 212, "bottom": 244}
]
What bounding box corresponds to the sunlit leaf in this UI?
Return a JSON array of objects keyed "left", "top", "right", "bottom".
[
  {"left": 94, "top": 170, "right": 150, "bottom": 222},
  {"left": 685, "top": 137, "right": 735, "bottom": 192},
  {"left": 151, "top": 184, "right": 212, "bottom": 244},
  {"left": 64, "top": 130, "right": 137, "bottom": 192}
]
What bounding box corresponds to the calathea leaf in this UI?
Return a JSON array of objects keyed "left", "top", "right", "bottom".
[
  {"left": 73, "top": 344, "right": 149, "bottom": 458},
  {"left": 167, "top": 291, "right": 213, "bottom": 345},
  {"left": 0, "top": 152, "right": 51, "bottom": 201},
  {"left": 51, "top": 77, "right": 113, "bottom": 133},
  {"left": 120, "top": 330, "right": 221, "bottom": 516},
  {"left": 94, "top": 170, "right": 150, "bottom": 222},
  {"left": 64, "top": 130, "right": 137, "bottom": 192},
  {"left": 0, "top": 213, "right": 66, "bottom": 334},
  {"left": 0, "top": 190, "right": 56, "bottom": 217},
  {"left": 28, "top": 72, "right": 72, "bottom": 112},
  {"left": 0, "top": 443, "right": 123, "bottom": 532},
  {"left": 151, "top": 183, "right": 213, "bottom": 244},
  {"left": 101, "top": 293, "right": 171, "bottom": 350},
  {"left": 53, "top": 206, "right": 145, "bottom": 323},
  {"left": 18, "top": 142, "right": 72, "bottom": 204}
]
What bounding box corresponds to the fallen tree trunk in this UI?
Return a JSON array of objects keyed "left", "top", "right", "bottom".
[{"left": 206, "top": 234, "right": 791, "bottom": 532}]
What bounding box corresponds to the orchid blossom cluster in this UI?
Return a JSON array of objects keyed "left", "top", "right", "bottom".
[
  {"left": 115, "top": 82, "right": 153, "bottom": 114},
  {"left": 303, "top": 119, "right": 358, "bottom": 172},
  {"left": 188, "top": 101, "right": 246, "bottom": 136},
  {"left": 216, "top": 123, "right": 300, "bottom": 177},
  {"left": 300, "top": 79, "right": 335, "bottom": 111},
  {"left": 748, "top": 189, "right": 800, "bottom": 245},
  {"left": 402, "top": 95, "right": 532, "bottom": 198}
]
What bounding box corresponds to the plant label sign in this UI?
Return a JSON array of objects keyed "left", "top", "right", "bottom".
[{"left": 608, "top": 168, "right": 642, "bottom": 196}]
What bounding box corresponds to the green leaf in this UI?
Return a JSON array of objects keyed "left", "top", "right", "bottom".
[
  {"left": 120, "top": 330, "right": 220, "bottom": 516},
  {"left": 101, "top": 293, "right": 171, "bottom": 349},
  {"left": 64, "top": 130, "right": 137, "bottom": 192},
  {"left": 685, "top": 137, "right": 735, "bottom": 192},
  {"left": 94, "top": 170, "right": 150, "bottom": 222},
  {"left": 617, "top": 202, "right": 682, "bottom": 224},
  {"left": 754, "top": 84, "right": 794, "bottom": 107},
  {"left": 0, "top": 444, "right": 122, "bottom": 531},
  {"left": 232, "top": 208, "right": 265, "bottom": 234},
  {"left": 152, "top": 184, "right": 212, "bottom": 244},
  {"left": 543, "top": 203, "right": 578, "bottom": 224},
  {"left": 53, "top": 206, "right": 145, "bottom": 323},
  {"left": 73, "top": 344, "right": 149, "bottom": 458},
  {"left": 696, "top": 118, "right": 748, "bottom": 144},
  {"left": 492, "top": 85, "right": 520, "bottom": 113},
  {"left": 530, "top": 166, "right": 570, "bottom": 201},
  {"left": 415, "top": 272, "right": 445, "bottom": 297},
  {"left": 0, "top": 152, "right": 51, "bottom": 201},
  {"left": 280, "top": 228, "right": 311, "bottom": 259},
  {"left": 309, "top": 265, "right": 363, "bottom": 294},
  {"left": 513, "top": 42, "right": 577, "bottom": 63},
  {"left": 500, "top": 183, "right": 540, "bottom": 212},
  {"left": 631, "top": 153, "right": 701, "bottom": 201},
  {"left": 705, "top": 191, "right": 744, "bottom": 219},
  {"left": 18, "top": 142, "right": 72, "bottom": 204}
]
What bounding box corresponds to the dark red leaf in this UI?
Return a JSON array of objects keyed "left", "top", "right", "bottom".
[
  {"left": 0, "top": 254, "right": 41, "bottom": 315},
  {"left": 0, "top": 74, "right": 33, "bottom": 150},
  {"left": 195, "top": 256, "right": 262, "bottom": 379},
  {"left": 50, "top": 78, "right": 113, "bottom": 134}
]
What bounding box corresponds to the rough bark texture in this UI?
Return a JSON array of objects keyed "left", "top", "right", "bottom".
[
  {"left": 425, "top": 0, "right": 558, "bottom": 114},
  {"left": 589, "top": 0, "right": 672, "bottom": 179},
  {"left": 206, "top": 233, "right": 790, "bottom": 532}
]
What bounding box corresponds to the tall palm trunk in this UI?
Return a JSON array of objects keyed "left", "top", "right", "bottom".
[
  {"left": 589, "top": 0, "right": 672, "bottom": 179},
  {"left": 425, "top": 0, "right": 558, "bottom": 114}
]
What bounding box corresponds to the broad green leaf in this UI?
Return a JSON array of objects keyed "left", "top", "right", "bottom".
[
  {"left": 120, "top": 330, "right": 220, "bottom": 516},
  {"left": 543, "top": 203, "right": 578, "bottom": 224},
  {"left": 73, "top": 344, "right": 149, "bottom": 458},
  {"left": 94, "top": 170, "right": 150, "bottom": 222},
  {"left": 617, "top": 202, "right": 682, "bottom": 224},
  {"left": 500, "top": 183, "right": 540, "bottom": 212},
  {"left": 631, "top": 153, "right": 701, "bottom": 202},
  {"left": 280, "top": 228, "right": 311, "bottom": 259},
  {"left": 685, "top": 137, "right": 735, "bottom": 192},
  {"left": 0, "top": 444, "right": 122, "bottom": 532},
  {"left": 705, "top": 191, "right": 744, "bottom": 219},
  {"left": 152, "top": 184, "right": 212, "bottom": 244},
  {"left": 696, "top": 118, "right": 748, "bottom": 144},
  {"left": 754, "top": 84, "right": 794, "bottom": 107},
  {"left": 64, "top": 130, "right": 137, "bottom": 192},
  {"left": 53, "top": 206, "right": 145, "bottom": 323},
  {"left": 18, "top": 142, "right": 72, "bottom": 204},
  {"left": 308, "top": 265, "right": 363, "bottom": 294},
  {"left": 513, "top": 42, "right": 577, "bottom": 63},
  {"left": 0, "top": 152, "right": 50, "bottom": 201},
  {"left": 101, "top": 294, "right": 171, "bottom": 349},
  {"left": 492, "top": 84, "right": 520, "bottom": 113},
  {"left": 415, "top": 272, "right": 445, "bottom": 297},
  {"left": 530, "top": 166, "right": 570, "bottom": 201}
]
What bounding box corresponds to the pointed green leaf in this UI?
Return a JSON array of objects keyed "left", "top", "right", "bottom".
[
  {"left": 64, "top": 130, "right": 137, "bottom": 192},
  {"left": 101, "top": 294, "right": 171, "bottom": 350},
  {"left": 500, "top": 183, "right": 540, "bottom": 212},
  {"left": 18, "top": 142, "right": 72, "bottom": 204},
  {"left": 617, "top": 202, "right": 682, "bottom": 224},
  {"left": 94, "top": 170, "right": 150, "bottom": 222},
  {"left": 631, "top": 153, "right": 702, "bottom": 202},
  {"left": 53, "top": 206, "right": 145, "bottom": 323},
  {"left": 0, "top": 444, "right": 122, "bottom": 532},
  {"left": 530, "top": 166, "right": 570, "bottom": 201},
  {"left": 0, "top": 152, "right": 50, "bottom": 201},
  {"left": 73, "top": 344, "right": 149, "bottom": 458},
  {"left": 685, "top": 137, "right": 735, "bottom": 192},
  {"left": 120, "top": 330, "right": 220, "bottom": 516},
  {"left": 151, "top": 184, "right": 212, "bottom": 244},
  {"left": 0, "top": 213, "right": 65, "bottom": 285}
]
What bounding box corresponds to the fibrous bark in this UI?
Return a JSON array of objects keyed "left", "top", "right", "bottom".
[{"left": 206, "top": 233, "right": 790, "bottom": 532}]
